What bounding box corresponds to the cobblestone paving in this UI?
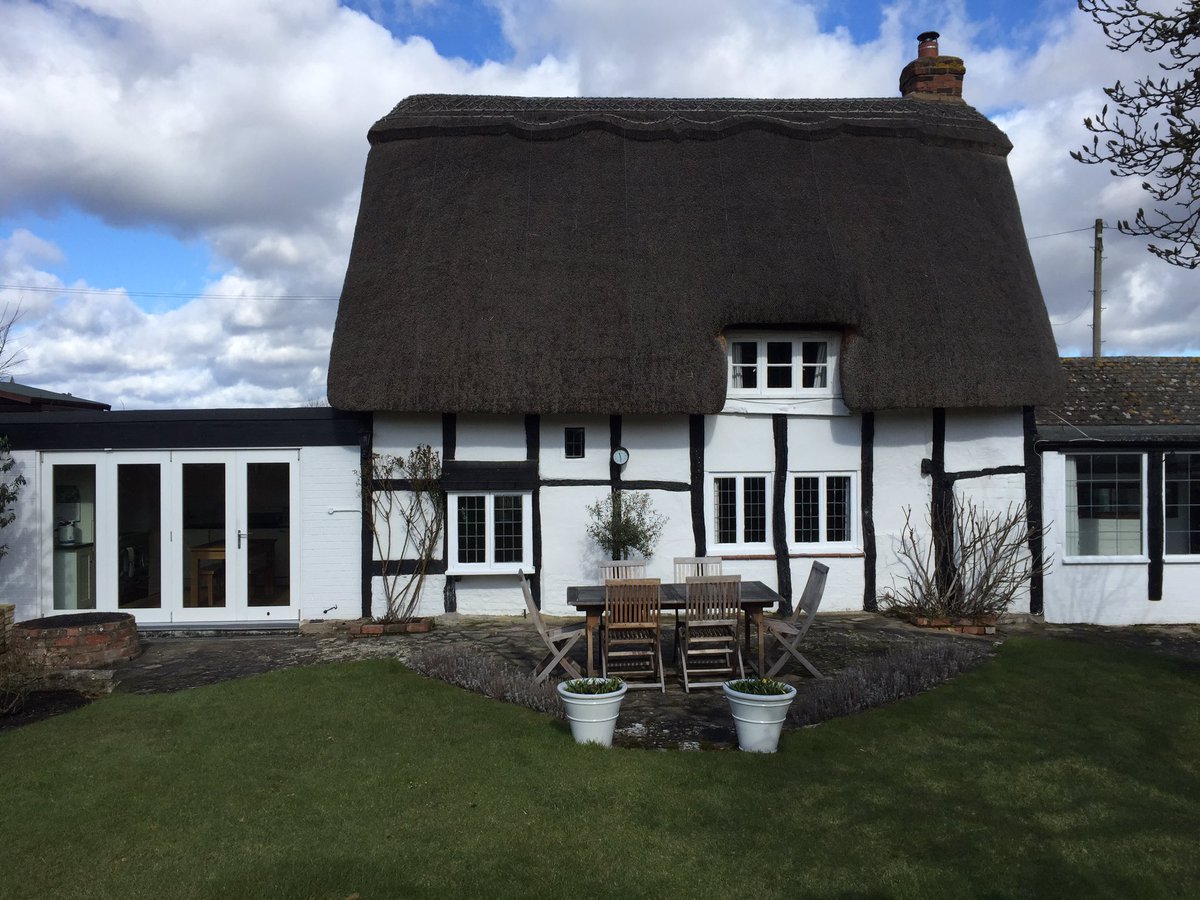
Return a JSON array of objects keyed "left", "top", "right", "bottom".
[{"left": 113, "top": 613, "right": 997, "bottom": 749}]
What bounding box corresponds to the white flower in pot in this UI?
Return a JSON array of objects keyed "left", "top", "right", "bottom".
[
  {"left": 556, "top": 677, "right": 627, "bottom": 746},
  {"left": 722, "top": 677, "right": 797, "bottom": 753}
]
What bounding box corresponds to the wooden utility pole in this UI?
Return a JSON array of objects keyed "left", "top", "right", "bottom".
[{"left": 1092, "top": 218, "right": 1103, "bottom": 357}]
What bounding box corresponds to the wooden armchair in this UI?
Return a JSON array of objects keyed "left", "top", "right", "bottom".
[
  {"left": 763, "top": 561, "right": 828, "bottom": 678},
  {"left": 602, "top": 578, "right": 665, "bottom": 691},
  {"left": 519, "top": 570, "right": 585, "bottom": 683},
  {"left": 678, "top": 575, "right": 744, "bottom": 691}
]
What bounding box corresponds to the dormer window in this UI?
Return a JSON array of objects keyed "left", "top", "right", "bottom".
[{"left": 727, "top": 333, "right": 836, "bottom": 398}]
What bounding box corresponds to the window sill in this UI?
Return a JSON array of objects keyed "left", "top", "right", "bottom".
[
  {"left": 446, "top": 564, "right": 535, "bottom": 577},
  {"left": 721, "top": 396, "right": 849, "bottom": 417},
  {"left": 711, "top": 545, "right": 774, "bottom": 558},
  {"left": 1062, "top": 556, "right": 1150, "bottom": 565},
  {"left": 788, "top": 547, "right": 863, "bottom": 558},
  {"left": 1164, "top": 556, "right": 1200, "bottom": 564}
]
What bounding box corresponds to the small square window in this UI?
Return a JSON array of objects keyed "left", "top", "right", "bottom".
[{"left": 564, "top": 427, "right": 585, "bottom": 459}]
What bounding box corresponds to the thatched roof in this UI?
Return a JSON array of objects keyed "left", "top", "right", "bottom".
[
  {"left": 1037, "top": 357, "right": 1200, "bottom": 427},
  {"left": 328, "top": 95, "right": 1064, "bottom": 414}
]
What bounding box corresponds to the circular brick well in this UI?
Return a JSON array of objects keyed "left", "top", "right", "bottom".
[{"left": 13, "top": 612, "right": 141, "bottom": 669}]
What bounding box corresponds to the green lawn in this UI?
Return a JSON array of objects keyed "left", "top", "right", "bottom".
[{"left": 2, "top": 636, "right": 1198, "bottom": 899}]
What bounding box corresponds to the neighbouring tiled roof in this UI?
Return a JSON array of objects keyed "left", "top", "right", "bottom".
[{"left": 1036, "top": 357, "right": 1200, "bottom": 427}]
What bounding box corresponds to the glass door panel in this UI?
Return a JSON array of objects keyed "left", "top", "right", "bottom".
[
  {"left": 245, "top": 462, "right": 290, "bottom": 607},
  {"left": 52, "top": 464, "right": 97, "bottom": 610},
  {"left": 117, "top": 464, "right": 162, "bottom": 610},
  {"left": 182, "top": 462, "right": 227, "bottom": 609}
]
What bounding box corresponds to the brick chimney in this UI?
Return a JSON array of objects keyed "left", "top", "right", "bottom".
[{"left": 899, "top": 32, "right": 965, "bottom": 101}]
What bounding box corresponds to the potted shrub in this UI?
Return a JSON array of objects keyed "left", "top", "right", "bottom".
[
  {"left": 722, "top": 676, "right": 797, "bottom": 753},
  {"left": 556, "top": 676, "right": 627, "bottom": 746},
  {"left": 584, "top": 490, "right": 666, "bottom": 561}
]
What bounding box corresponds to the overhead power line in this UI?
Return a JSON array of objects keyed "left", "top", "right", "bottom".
[
  {"left": 1026, "top": 225, "right": 1100, "bottom": 241},
  {"left": 0, "top": 283, "right": 337, "bottom": 301}
]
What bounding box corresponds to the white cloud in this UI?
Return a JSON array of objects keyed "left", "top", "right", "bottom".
[{"left": 0, "top": 0, "right": 1196, "bottom": 410}]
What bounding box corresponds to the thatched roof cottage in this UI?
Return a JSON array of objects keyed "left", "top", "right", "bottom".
[{"left": 329, "top": 34, "right": 1064, "bottom": 628}]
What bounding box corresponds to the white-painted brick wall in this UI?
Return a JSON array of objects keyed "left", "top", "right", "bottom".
[
  {"left": 298, "top": 445, "right": 363, "bottom": 621},
  {"left": 2, "top": 451, "right": 41, "bottom": 622}
]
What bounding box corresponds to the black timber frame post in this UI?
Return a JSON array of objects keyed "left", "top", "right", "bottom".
[
  {"left": 861, "top": 412, "right": 877, "bottom": 611},
  {"left": 929, "top": 408, "right": 955, "bottom": 598},
  {"left": 1021, "top": 406, "right": 1045, "bottom": 615},
  {"left": 609, "top": 415, "right": 622, "bottom": 561},
  {"left": 1148, "top": 450, "right": 1164, "bottom": 602},
  {"left": 442, "top": 413, "right": 457, "bottom": 613},
  {"left": 689, "top": 414, "right": 707, "bottom": 557},
  {"left": 526, "top": 414, "right": 542, "bottom": 608},
  {"left": 772, "top": 415, "right": 793, "bottom": 616},
  {"left": 360, "top": 425, "right": 374, "bottom": 618}
]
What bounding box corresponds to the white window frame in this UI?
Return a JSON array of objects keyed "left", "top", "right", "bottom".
[
  {"left": 446, "top": 491, "right": 534, "bottom": 575},
  {"left": 726, "top": 332, "right": 839, "bottom": 400},
  {"left": 1062, "top": 452, "right": 1149, "bottom": 564},
  {"left": 1163, "top": 451, "right": 1200, "bottom": 561},
  {"left": 787, "top": 471, "right": 859, "bottom": 550},
  {"left": 708, "top": 473, "right": 772, "bottom": 551}
]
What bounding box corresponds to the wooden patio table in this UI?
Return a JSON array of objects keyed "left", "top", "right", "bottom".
[{"left": 566, "top": 581, "right": 782, "bottom": 678}]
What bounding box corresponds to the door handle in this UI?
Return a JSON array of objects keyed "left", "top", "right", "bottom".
[{"left": 238, "top": 530, "right": 250, "bottom": 549}]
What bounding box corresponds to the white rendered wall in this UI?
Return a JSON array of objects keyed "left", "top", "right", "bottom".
[
  {"left": 871, "top": 408, "right": 1029, "bottom": 612},
  {"left": 368, "top": 408, "right": 1033, "bottom": 619},
  {"left": 372, "top": 414, "right": 443, "bottom": 460},
  {"left": 1041, "top": 449, "right": 1200, "bottom": 624},
  {"left": 872, "top": 410, "right": 934, "bottom": 603},
  {"left": 944, "top": 408, "right": 1025, "bottom": 470},
  {"left": 455, "top": 415, "right": 527, "bottom": 461},
  {"left": 621, "top": 416, "right": 690, "bottom": 483},
  {"left": 540, "top": 416, "right": 608, "bottom": 481},
  {"left": 2, "top": 451, "right": 40, "bottom": 623}
]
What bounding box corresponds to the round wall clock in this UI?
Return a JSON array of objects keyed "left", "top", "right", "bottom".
[{"left": 611, "top": 447, "right": 630, "bottom": 466}]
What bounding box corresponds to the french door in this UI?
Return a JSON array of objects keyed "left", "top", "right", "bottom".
[{"left": 42, "top": 450, "right": 299, "bottom": 624}]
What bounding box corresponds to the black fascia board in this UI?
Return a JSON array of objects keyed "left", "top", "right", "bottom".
[{"left": 0, "top": 408, "right": 370, "bottom": 451}]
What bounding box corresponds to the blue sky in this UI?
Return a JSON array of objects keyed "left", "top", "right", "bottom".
[{"left": 0, "top": 0, "right": 1195, "bottom": 407}]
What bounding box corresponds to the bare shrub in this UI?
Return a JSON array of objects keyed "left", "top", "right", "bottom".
[
  {"left": 406, "top": 646, "right": 564, "bottom": 718},
  {"left": 788, "top": 640, "right": 992, "bottom": 727},
  {"left": 0, "top": 649, "right": 45, "bottom": 716},
  {"left": 362, "top": 446, "right": 443, "bottom": 623},
  {"left": 880, "top": 501, "right": 1051, "bottom": 621}
]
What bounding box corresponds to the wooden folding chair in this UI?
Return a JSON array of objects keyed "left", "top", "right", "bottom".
[
  {"left": 602, "top": 578, "right": 665, "bottom": 692},
  {"left": 763, "top": 561, "right": 828, "bottom": 678},
  {"left": 678, "top": 575, "right": 744, "bottom": 692},
  {"left": 519, "top": 570, "right": 585, "bottom": 683},
  {"left": 598, "top": 560, "right": 647, "bottom": 583}
]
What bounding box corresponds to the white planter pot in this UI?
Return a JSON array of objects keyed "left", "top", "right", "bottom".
[
  {"left": 557, "top": 680, "right": 628, "bottom": 746},
  {"left": 722, "top": 682, "right": 797, "bottom": 753}
]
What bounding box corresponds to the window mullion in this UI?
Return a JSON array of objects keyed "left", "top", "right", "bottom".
[
  {"left": 485, "top": 493, "right": 495, "bottom": 567},
  {"left": 817, "top": 474, "right": 827, "bottom": 543}
]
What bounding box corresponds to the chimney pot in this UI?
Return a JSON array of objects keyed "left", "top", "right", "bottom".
[{"left": 917, "top": 32, "right": 940, "bottom": 58}]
